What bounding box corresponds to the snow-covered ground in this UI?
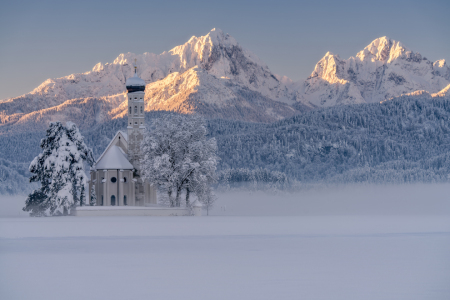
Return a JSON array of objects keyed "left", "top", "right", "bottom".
[{"left": 1, "top": 184, "right": 450, "bottom": 300}]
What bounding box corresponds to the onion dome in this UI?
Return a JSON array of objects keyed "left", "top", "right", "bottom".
[{"left": 126, "top": 64, "right": 145, "bottom": 93}]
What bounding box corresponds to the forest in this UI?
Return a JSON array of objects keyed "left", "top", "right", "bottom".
[{"left": 1, "top": 93, "right": 450, "bottom": 194}]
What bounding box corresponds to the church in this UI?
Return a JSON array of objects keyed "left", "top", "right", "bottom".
[{"left": 88, "top": 65, "right": 157, "bottom": 207}]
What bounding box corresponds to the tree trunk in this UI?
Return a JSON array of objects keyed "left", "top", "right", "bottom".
[
  {"left": 168, "top": 189, "right": 174, "bottom": 207},
  {"left": 175, "top": 188, "right": 181, "bottom": 207},
  {"left": 185, "top": 187, "right": 190, "bottom": 207}
]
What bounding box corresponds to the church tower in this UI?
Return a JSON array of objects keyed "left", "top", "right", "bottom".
[
  {"left": 126, "top": 61, "right": 146, "bottom": 170},
  {"left": 125, "top": 62, "right": 149, "bottom": 205}
]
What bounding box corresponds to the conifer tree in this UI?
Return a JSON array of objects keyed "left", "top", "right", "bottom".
[{"left": 23, "top": 122, "right": 94, "bottom": 216}]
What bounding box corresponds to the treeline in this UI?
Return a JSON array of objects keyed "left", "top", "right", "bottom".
[
  {"left": 216, "top": 168, "right": 295, "bottom": 191},
  {"left": 0, "top": 158, "right": 38, "bottom": 194},
  {"left": 2, "top": 93, "right": 450, "bottom": 194},
  {"left": 209, "top": 94, "right": 450, "bottom": 183}
]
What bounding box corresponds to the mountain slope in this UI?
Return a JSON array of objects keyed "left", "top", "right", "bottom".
[
  {"left": 1, "top": 32, "right": 449, "bottom": 130},
  {"left": 109, "top": 66, "right": 300, "bottom": 122},
  {"left": 0, "top": 29, "right": 299, "bottom": 129},
  {"left": 297, "top": 37, "right": 450, "bottom": 107}
]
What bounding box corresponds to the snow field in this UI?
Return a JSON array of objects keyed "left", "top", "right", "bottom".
[
  {"left": 1, "top": 184, "right": 450, "bottom": 300},
  {"left": 1, "top": 216, "right": 449, "bottom": 300}
]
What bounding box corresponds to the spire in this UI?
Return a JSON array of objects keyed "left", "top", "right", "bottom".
[{"left": 126, "top": 59, "right": 145, "bottom": 92}]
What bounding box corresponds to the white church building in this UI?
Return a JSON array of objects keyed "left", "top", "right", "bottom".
[
  {"left": 88, "top": 66, "right": 157, "bottom": 207},
  {"left": 79, "top": 65, "right": 201, "bottom": 216}
]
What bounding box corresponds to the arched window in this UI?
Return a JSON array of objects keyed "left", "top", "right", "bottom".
[
  {"left": 129, "top": 107, "right": 131, "bottom": 114},
  {"left": 134, "top": 106, "right": 137, "bottom": 113},
  {"left": 101, "top": 195, "right": 104, "bottom": 206},
  {"left": 111, "top": 195, "right": 116, "bottom": 206},
  {"left": 140, "top": 106, "right": 143, "bottom": 113},
  {"left": 124, "top": 195, "right": 127, "bottom": 205},
  {"left": 111, "top": 177, "right": 117, "bottom": 183},
  {"left": 123, "top": 177, "right": 127, "bottom": 183}
]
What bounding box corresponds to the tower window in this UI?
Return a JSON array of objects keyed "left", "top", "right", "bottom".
[
  {"left": 124, "top": 195, "right": 127, "bottom": 205},
  {"left": 134, "top": 97, "right": 137, "bottom": 100},
  {"left": 129, "top": 97, "right": 131, "bottom": 100},
  {"left": 111, "top": 177, "right": 117, "bottom": 183},
  {"left": 129, "top": 107, "right": 131, "bottom": 114},
  {"left": 123, "top": 177, "right": 127, "bottom": 183},
  {"left": 134, "top": 106, "right": 137, "bottom": 113},
  {"left": 111, "top": 195, "right": 116, "bottom": 206},
  {"left": 101, "top": 195, "right": 103, "bottom": 206},
  {"left": 135, "top": 122, "right": 137, "bottom": 125},
  {"left": 140, "top": 106, "right": 143, "bottom": 113}
]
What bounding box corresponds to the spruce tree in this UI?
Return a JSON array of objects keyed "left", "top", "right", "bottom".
[{"left": 23, "top": 122, "right": 94, "bottom": 216}]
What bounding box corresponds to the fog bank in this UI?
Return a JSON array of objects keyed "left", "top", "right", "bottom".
[{"left": 1, "top": 183, "right": 450, "bottom": 217}]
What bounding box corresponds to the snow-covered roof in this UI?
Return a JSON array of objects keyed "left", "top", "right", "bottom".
[
  {"left": 95, "top": 146, "right": 133, "bottom": 170},
  {"left": 118, "top": 130, "right": 128, "bottom": 141},
  {"left": 126, "top": 73, "right": 145, "bottom": 87},
  {"left": 95, "top": 131, "right": 128, "bottom": 165}
]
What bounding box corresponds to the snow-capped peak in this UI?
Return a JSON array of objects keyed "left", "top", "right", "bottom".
[
  {"left": 299, "top": 36, "right": 450, "bottom": 107},
  {"left": 356, "top": 36, "right": 408, "bottom": 63}
]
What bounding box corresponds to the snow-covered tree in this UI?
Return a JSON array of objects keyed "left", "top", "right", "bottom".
[
  {"left": 90, "top": 184, "right": 97, "bottom": 206},
  {"left": 140, "top": 114, "right": 218, "bottom": 207},
  {"left": 23, "top": 122, "right": 94, "bottom": 216},
  {"left": 23, "top": 190, "right": 47, "bottom": 217}
]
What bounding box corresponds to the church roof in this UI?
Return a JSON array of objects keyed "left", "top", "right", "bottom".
[
  {"left": 118, "top": 130, "right": 128, "bottom": 141},
  {"left": 125, "top": 73, "right": 145, "bottom": 87},
  {"left": 95, "top": 131, "right": 128, "bottom": 165},
  {"left": 95, "top": 146, "right": 133, "bottom": 170}
]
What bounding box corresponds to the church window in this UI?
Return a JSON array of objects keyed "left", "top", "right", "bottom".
[
  {"left": 111, "top": 177, "right": 117, "bottom": 183},
  {"left": 134, "top": 106, "right": 137, "bottom": 113},
  {"left": 124, "top": 195, "right": 127, "bottom": 205},
  {"left": 140, "top": 106, "right": 143, "bottom": 113},
  {"left": 101, "top": 195, "right": 103, "bottom": 206},
  {"left": 134, "top": 97, "right": 137, "bottom": 100},
  {"left": 111, "top": 195, "right": 116, "bottom": 206},
  {"left": 129, "top": 107, "right": 131, "bottom": 114},
  {"left": 123, "top": 177, "right": 127, "bottom": 183},
  {"left": 129, "top": 97, "right": 131, "bottom": 100},
  {"left": 135, "top": 122, "right": 137, "bottom": 125}
]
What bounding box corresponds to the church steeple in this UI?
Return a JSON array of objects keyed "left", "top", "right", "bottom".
[{"left": 125, "top": 61, "right": 146, "bottom": 171}]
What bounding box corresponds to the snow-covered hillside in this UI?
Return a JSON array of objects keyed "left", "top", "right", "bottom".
[
  {"left": 1, "top": 31, "right": 449, "bottom": 130},
  {"left": 297, "top": 37, "right": 450, "bottom": 107},
  {"left": 0, "top": 29, "right": 299, "bottom": 128}
]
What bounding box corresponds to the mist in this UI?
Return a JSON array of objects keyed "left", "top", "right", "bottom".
[{"left": 2, "top": 183, "right": 450, "bottom": 218}]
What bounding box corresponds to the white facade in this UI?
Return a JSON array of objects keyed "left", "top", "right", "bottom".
[{"left": 88, "top": 67, "right": 157, "bottom": 207}]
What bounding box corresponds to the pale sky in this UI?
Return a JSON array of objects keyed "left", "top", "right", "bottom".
[{"left": 0, "top": 0, "right": 449, "bottom": 100}]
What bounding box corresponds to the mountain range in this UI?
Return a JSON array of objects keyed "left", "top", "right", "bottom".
[{"left": 1, "top": 28, "right": 449, "bottom": 132}]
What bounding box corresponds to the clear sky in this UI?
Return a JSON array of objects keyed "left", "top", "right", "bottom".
[{"left": 0, "top": 0, "right": 449, "bottom": 100}]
